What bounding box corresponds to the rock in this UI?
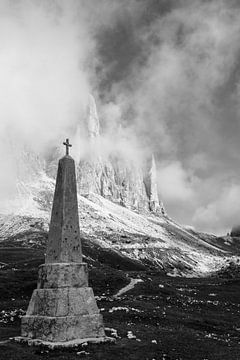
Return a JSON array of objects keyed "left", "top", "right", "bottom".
[
  {"left": 25, "top": 288, "right": 100, "bottom": 317},
  {"left": 77, "top": 151, "right": 164, "bottom": 214},
  {"left": 37, "top": 263, "right": 88, "bottom": 289},
  {"left": 144, "top": 155, "right": 165, "bottom": 214},
  {"left": 76, "top": 95, "right": 165, "bottom": 215},
  {"left": 85, "top": 94, "right": 100, "bottom": 139},
  {"left": 77, "top": 157, "right": 102, "bottom": 196},
  {"left": 21, "top": 314, "right": 104, "bottom": 342}
]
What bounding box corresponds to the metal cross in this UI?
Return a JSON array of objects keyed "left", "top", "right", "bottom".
[{"left": 63, "top": 138, "right": 72, "bottom": 156}]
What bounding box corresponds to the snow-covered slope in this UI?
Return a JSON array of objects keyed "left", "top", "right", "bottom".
[{"left": 0, "top": 170, "right": 238, "bottom": 277}]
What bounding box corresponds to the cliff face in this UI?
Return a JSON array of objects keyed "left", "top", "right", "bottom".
[
  {"left": 11, "top": 95, "right": 165, "bottom": 217},
  {"left": 76, "top": 96, "right": 165, "bottom": 215},
  {"left": 77, "top": 155, "right": 150, "bottom": 212},
  {"left": 144, "top": 155, "right": 165, "bottom": 214}
]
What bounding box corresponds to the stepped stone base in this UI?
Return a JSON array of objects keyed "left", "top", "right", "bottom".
[
  {"left": 13, "top": 336, "right": 115, "bottom": 349},
  {"left": 21, "top": 314, "right": 105, "bottom": 342},
  {"left": 25, "top": 288, "right": 99, "bottom": 317},
  {"left": 20, "top": 262, "right": 106, "bottom": 344}
]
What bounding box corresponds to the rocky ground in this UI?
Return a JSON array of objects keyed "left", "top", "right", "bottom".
[{"left": 0, "top": 246, "right": 240, "bottom": 360}]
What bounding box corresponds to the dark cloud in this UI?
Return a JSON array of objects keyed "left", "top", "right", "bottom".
[{"left": 93, "top": 0, "right": 240, "bottom": 234}]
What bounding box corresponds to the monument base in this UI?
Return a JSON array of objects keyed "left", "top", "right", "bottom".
[
  {"left": 12, "top": 335, "right": 115, "bottom": 349},
  {"left": 21, "top": 314, "right": 105, "bottom": 342},
  {"left": 21, "top": 262, "right": 106, "bottom": 343}
]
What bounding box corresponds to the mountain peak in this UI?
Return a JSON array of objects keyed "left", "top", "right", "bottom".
[{"left": 85, "top": 94, "right": 100, "bottom": 139}]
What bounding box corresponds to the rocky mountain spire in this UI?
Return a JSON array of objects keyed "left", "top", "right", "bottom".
[
  {"left": 144, "top": 155, "right": 165, "bottom": 214},
  {"left": 77, "top": 95, "right": 166, "bottom": 215},
  {"left": 149, "top": 155, "right": 159, "bottom": 210},
  {"left": 85, "top": 94, "right": 100, "bottom": 139}
]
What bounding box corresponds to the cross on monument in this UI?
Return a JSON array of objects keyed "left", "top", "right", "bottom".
[{"left": 63, "top": 138, "right": 72, "bottom": 156}]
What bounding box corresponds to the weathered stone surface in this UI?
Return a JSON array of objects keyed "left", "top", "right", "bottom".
[
  {"left": 46, "top": 155, "right": 82, "bottom": 263},
  {"left": 21, "top": 314, "right": 105, "bottom": 342},
  {"left": 78, "top": 155, "right": 151, "bottom": 212},
  {"left": 37, "top": 263, "right": 88, "bottom": 289},
  {"left": 26, "top": 288, "right": 99, "bottom": 317},
  {"left": 77, "top": 158, "right": 102, "bottom": 196}
]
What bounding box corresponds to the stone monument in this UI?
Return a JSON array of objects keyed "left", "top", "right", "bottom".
[{"left": 19, "top": 139, "right": 106, "bottom": 346}]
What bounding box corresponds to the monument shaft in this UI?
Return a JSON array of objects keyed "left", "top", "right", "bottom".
[{"left": 46, "top": 156, "right": 82, "bottom": 263}]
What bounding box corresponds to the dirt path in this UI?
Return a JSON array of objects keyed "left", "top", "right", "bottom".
[{"left": 114, "top": 278, "right": 143, "bottom": 298}]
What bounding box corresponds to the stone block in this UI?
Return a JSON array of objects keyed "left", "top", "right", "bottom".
[
  {"left": 37, "top": 263, "right": 88, "bottom": 289},
  {"left": 21, "top": 314, "right": 105, "bottom": 342},
  {"left": 26, "top": 288, "right": 99, "bottom": 317}
]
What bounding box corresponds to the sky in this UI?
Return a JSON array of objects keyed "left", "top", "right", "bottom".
[{"left": 0, "top": 0, "right": 240, "bottom": 234}]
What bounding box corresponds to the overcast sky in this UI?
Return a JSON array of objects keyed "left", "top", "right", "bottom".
[{"left": 1, "top": 0, "right": 240, "bottom": 235}]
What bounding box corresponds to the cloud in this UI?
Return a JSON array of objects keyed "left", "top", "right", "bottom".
[
  {"left": 96, "top": 0, "right": 240, "bottom": 234},
  {"left": 0, "top": 0, "right": 95, "bottom": 203},
  {"left": 0, "top": 0, "right": 144, "bottom": 204},
  {"left": 193, "top": 183, "right": 240, "bottom": 234},
  {"left": 0, "top": 1, "right": 94, "bottom": 151},
  {"left": 157, "top": 161, "right": 195, "bottom": 202},
  {"left": 113, "top": 0, "right": 240, "bottom": 153},
  {"left": 1, "top": 0, "right": 240, "bottom": 234}
]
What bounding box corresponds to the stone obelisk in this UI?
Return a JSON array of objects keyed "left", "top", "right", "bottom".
[{"left": 20, "top": 139, "right": 106, "bottom": 345}]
